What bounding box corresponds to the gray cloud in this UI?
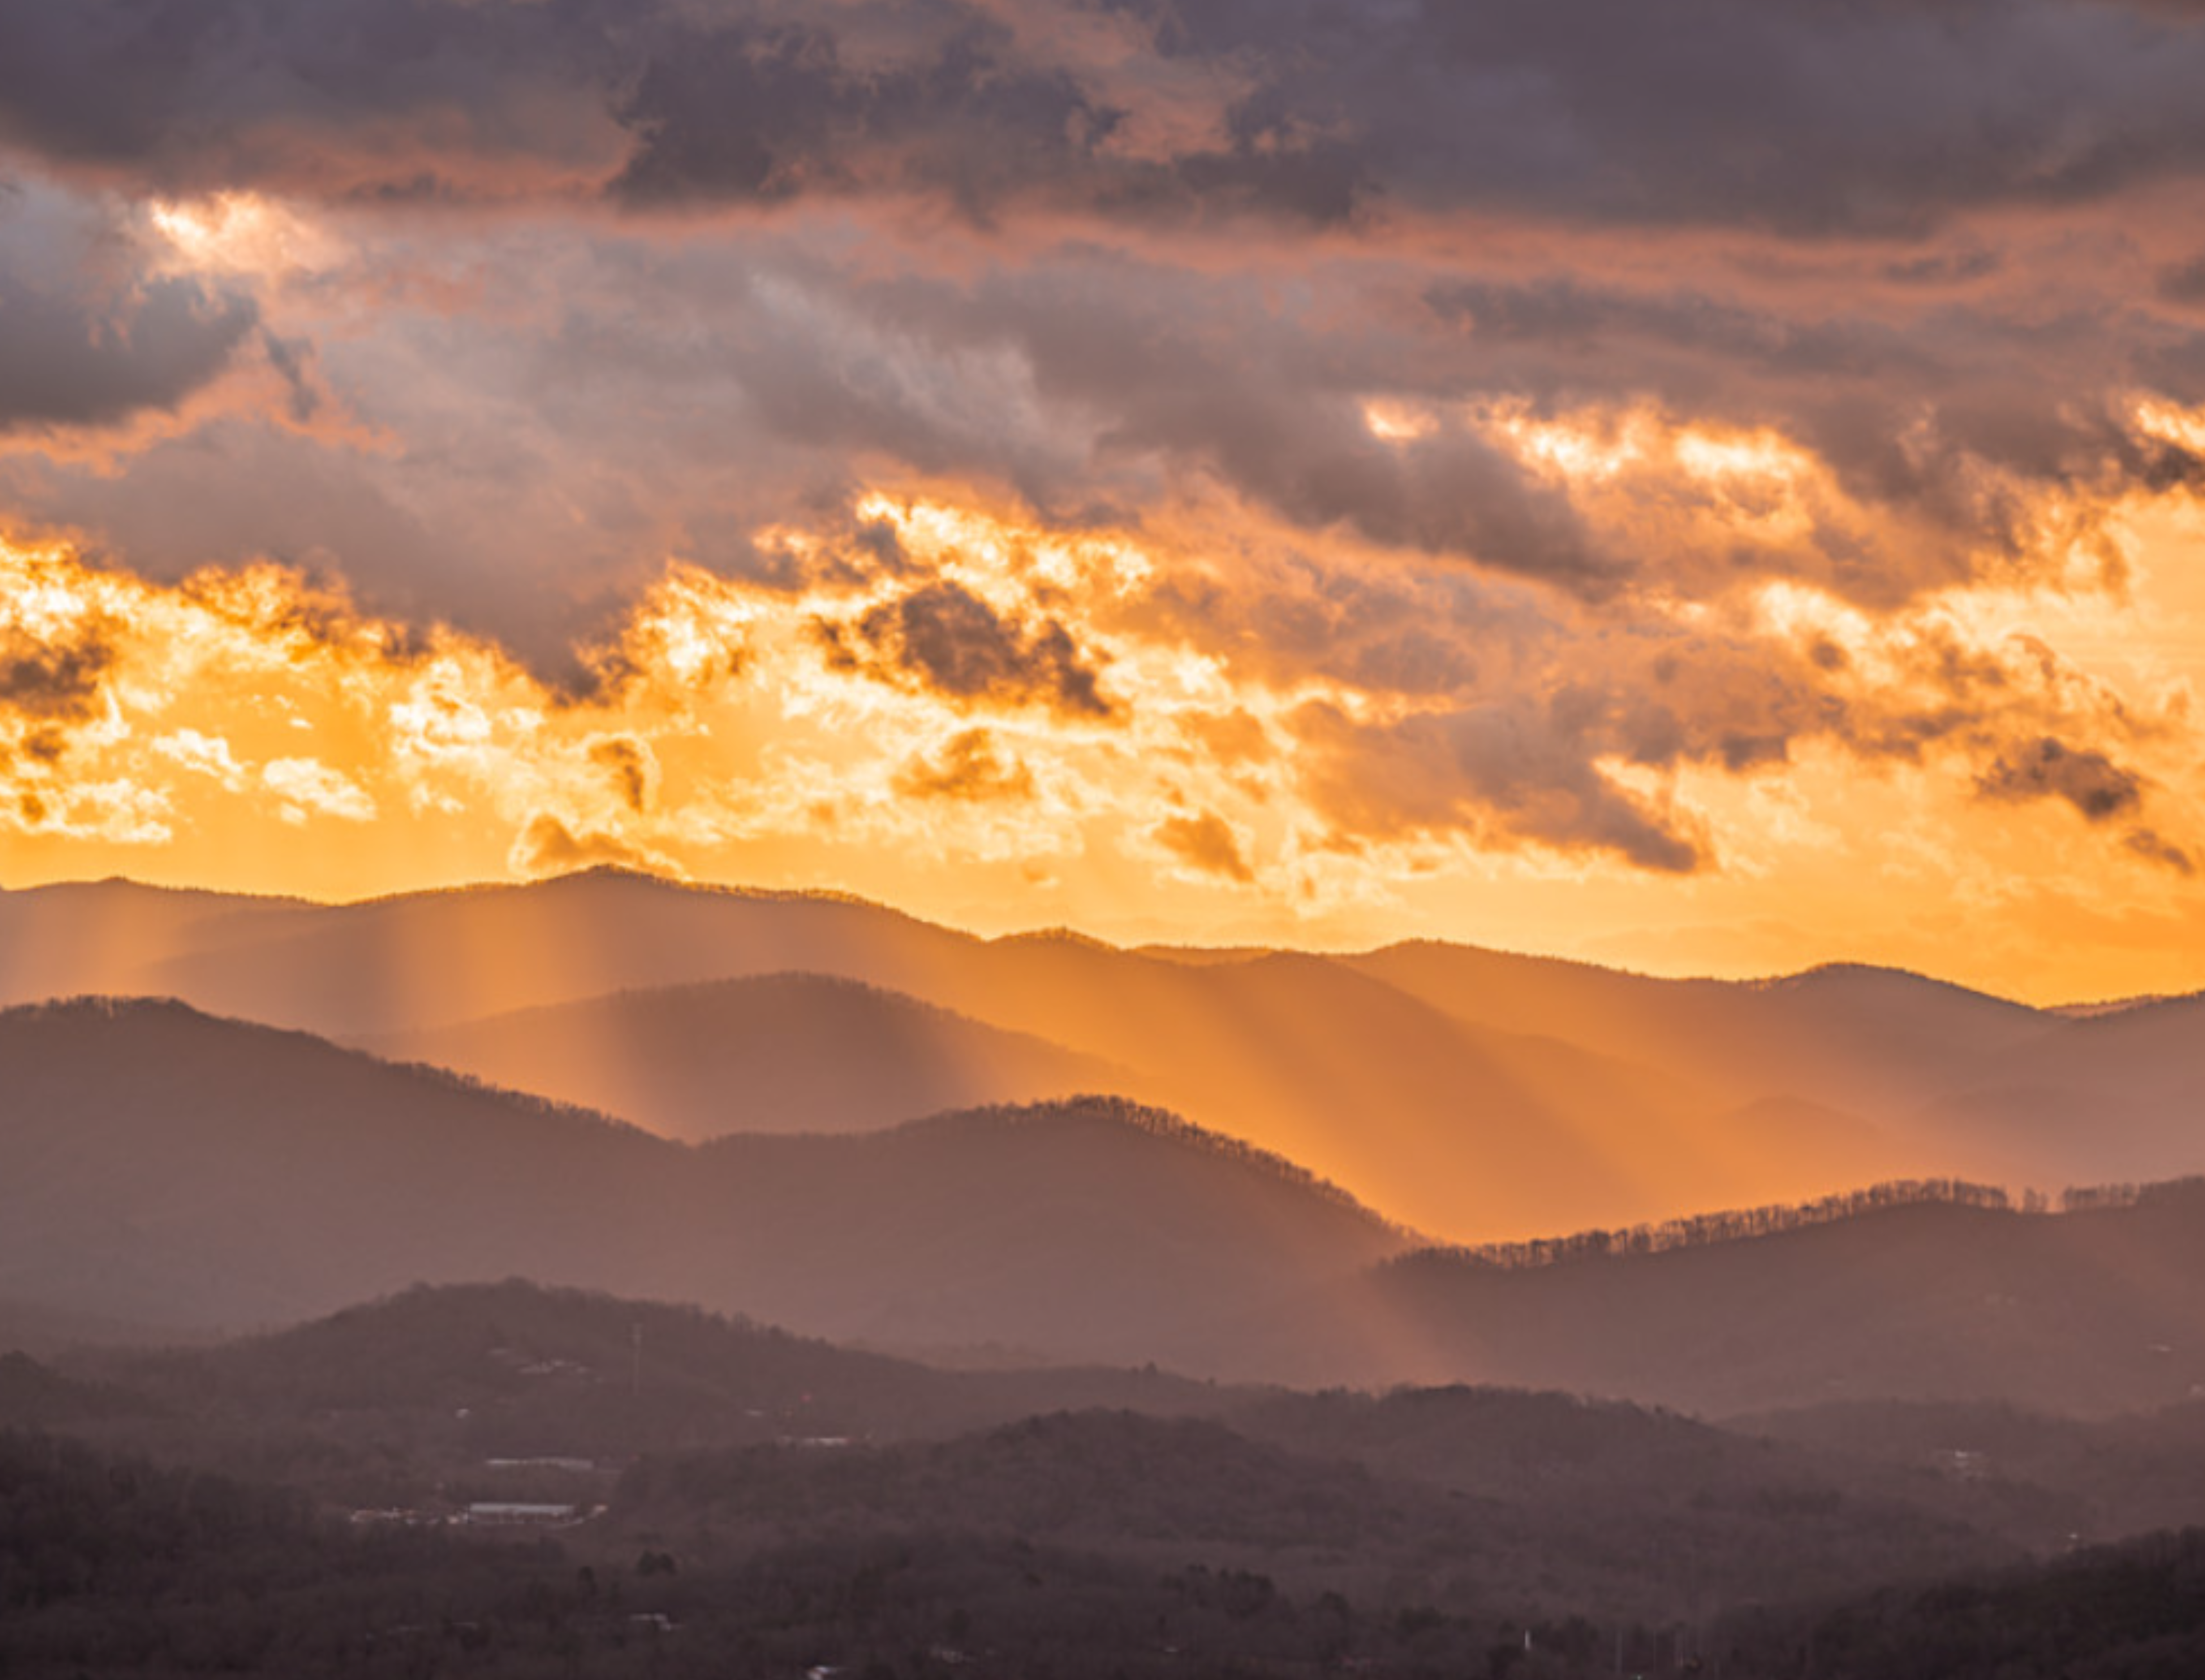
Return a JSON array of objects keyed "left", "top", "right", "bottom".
[
  {"left": 1294, "top": 696, "right": 1710, "bottom": 875},
  {"left": 10, "top": 0, "right": 2205, "bottom": 640},
  {"left": 6, "top": 0, "right": 2205, "bottom": 235},
  {"left": 819, "top": 580, "right": 1113, "bottom": 718},
  {"left": 0, "top": 0, "right": 625, "bottom": 199},
  {"left": 0, "top": 621, "right": 117, "bottom": 720},
  {"left": 9, "top": 197, "right": 2194, "bottom": 672},
  {"left": 1977, "top": 736, "right": 2146, "bottom": 821},
  {"left": 0, "top": 185, "right": 256, "bottom": 430},
  {"left": 2159, "top": 254, "right": 2205, "bottom": 305},
  {"left": 611, "top": 13, "right": 1121, "bottom": 217},
  {"left": 1108, "top": 0, "right": 2205, "bottom": 234},
  {"left": 0, "top": 272, "right": 256, "bottom": 429}
]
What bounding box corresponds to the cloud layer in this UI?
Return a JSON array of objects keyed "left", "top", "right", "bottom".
[{"left": 0, "top": 0, "right": 2203, "bottom": 996}]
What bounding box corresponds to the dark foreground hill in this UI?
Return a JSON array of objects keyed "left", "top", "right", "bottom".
[
  {"left": 53, "top": 1280, "right": 1244, "bottom": 1506},
  {"left": 23, "top": 1278, "right": 2205, "bottom": 1678},
  {"left": 1741, "top": 1396, "right": 2205, "bottom": 1543},
  {"left": 0, "top": 997, "right": 1403, "bottom": 1363},
  {"left": 617, "top": 1404, "right": 2020, "bottom": 1627},
  {"left": 11, "top": 1283, "right": 2071, "bottom": 1631},
  {"left": 1714, "top": 1525, "right": 2205, "bottom": 1680},
  {"left": 6, "top": 1403, "right": 2195, "bottom": 1680},
  {"left": 0, "top": 1350, "right": 142, "bottom": 1429},
  {"left": 0, "top": 1425, "right": 1845, "bottom": 1680},
  {"left": 60, "top": 1278, "right": 2183, "bottom": 1566},
  {"left": 99, "top": 1279, "right": 1227, "bottom": 1434}
]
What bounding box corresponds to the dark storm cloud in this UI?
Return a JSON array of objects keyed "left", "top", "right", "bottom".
[
  {"left": 1105, "top": 0, "right": 2205, "bottom": 234},
  {"left": 0, "top": 622, "right": 118, "bottom": 720},
  {"left": 0, "top": 0, "right": 1138, "bottom": 219},
  {"left": 610, "top": 15, "right": 1122, "bottom": 215},
  {"left": 0, "top": 271, "right": 257, "bottom": 429},
  {"left": 819, "top": 581, "right": 1113, "bottom": 718},
  {"left": 0, "top": 0, "right": 627, "bottom": 198},
  {"left": 5, "top": 2, "right": 2202, "bottom": 636},
  {"left": 9, "top": 0, "right": 2205, "bottom": 233},
  {"left": 0, "top": 187, "right": 258, "bottom": 430},
  {"left": 1977, "top": 736, "right": 2146, "bottom": 822}
]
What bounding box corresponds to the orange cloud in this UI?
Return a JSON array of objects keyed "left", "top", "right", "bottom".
[
  {"left": 1153, "top": 810, "right": 1256, "bottom": 885},
  {"left": 0, "top": 477, "right": 2201, "bottom": 1003}
]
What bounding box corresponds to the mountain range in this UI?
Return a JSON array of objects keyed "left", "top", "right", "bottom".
[
  {"left": 5, "top": 868, "right": 2200, "bottom": 1245},
  {"left": 0, "top": 996, "right": 1404, "bottom": 1365},
  {"left": 8, "top": 985, "right": 2205, "bottom": 1413}
]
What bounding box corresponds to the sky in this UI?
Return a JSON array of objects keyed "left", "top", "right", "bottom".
[{"left": 4, "top": 0, "right": 2205, "bottom": 1004}]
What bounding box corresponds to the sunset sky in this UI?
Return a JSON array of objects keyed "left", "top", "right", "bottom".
[{"left": 5, "top": 0, "right": 2205, "bottom": 1003}]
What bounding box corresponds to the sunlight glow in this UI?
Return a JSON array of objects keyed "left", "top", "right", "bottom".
[
  {"left": 1361, "top": 401, "right": 1438, "bottom": 444},
  {"left": 147, "top": 193, "right": 340, "bottom": 279},
  {"left": 4, "top": 468, "right": 2203, "bottom": 1005},
  {"left": 1483, "top": 405, "right": 1649, "bottom": 481},
  {"left": 2132, "top": 395, "right": 2205, "bottom": 456}
]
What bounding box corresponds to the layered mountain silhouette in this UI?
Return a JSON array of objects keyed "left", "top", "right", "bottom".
[
  {"left": 0, "top": 997, "right": 1402, "bottom": 1362},
  {"left": 87, "top": 1278, "right": 1241, "bottom": 1451},
  {"left": 9, "top": 874, "right": 1712, "bottom": 1234},
  {"left": 9, "top": 993, "right": 2205, "bottom": 1412},
  {"left": 1339, "top": 944, "right": 2054, "bottom": 1117},
  {"left": 1288, "top": 1180, "right": 2205, "bottom": 1416},
  {"left": 17, "top": 869, "right": 2198, "bottom": 1240},
  {"left": 1899, "top": 992, "right": 2205, "bottom": 1185},
  {"left": 369, "top": 973, "right": 1126, "bottom": 1142}
]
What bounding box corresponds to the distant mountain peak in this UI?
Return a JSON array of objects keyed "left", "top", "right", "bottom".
[
  {"left": 347, "top": 864, "right": 918, "bottom": 918},
  {"left": 989, "top": 925, "right": 1124, "bottom": 952},
  {"left": 1753, "top": 961, "right": 2029, "bottom": 1008}
]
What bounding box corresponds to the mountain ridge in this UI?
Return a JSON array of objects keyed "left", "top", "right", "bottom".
[
  {"left": 0, "top": 995, "right": 1408, "bottom": 1363},
  {"left": 9, "top": 869, "right": 2205, "bottom": 1244}
]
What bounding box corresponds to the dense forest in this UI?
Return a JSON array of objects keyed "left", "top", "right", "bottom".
[
  {"left": 8, "top": 1419, "right": 2205, "bottom": 1679},
  {"left": 0, "top": 1426, "right": 1645, "bottom": 1680},
  {"left": 1713, "top": 1527, "right": 2205, "bottom": 1680},
  {"left": 9, "top": 1279, "right": 2205, "bottom": 1676},
  {"left": 1426, "top": 1178, "right": 2020, "bottom": 1272}
]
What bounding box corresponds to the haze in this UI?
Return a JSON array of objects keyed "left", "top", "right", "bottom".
[{"left": 8, "top": 7, "right": 2205, "bottom": 1676}]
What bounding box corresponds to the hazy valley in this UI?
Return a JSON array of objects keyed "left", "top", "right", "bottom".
[{"left": 6, "top": 869, "right": 2205, "bottom": 1676}]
